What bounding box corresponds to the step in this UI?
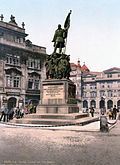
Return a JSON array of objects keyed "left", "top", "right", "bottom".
[
  {"left": 10, "top": 116, "right": 99, "bottom": 126},
  {"left": 24, "top": 113, "right": 89, "bottom": 120}
]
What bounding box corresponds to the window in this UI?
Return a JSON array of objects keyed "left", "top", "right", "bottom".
[
  {"left": 77, "top": 71, "right": 81, "bottom": 74},
  {"left": 90, "top": 92, "right": 97, "bottom": 98},
  {"left": 83, "top": 85, "right": 86, "bottom": 89},
  {"left": 77, "top": 77, "right": 81, "bottom": 80},
  {"left": 107, "top": 83, "right": 112, "bottom": 88},
  {"left": 6, "top": 76, "right": 12, "bottom": 87},
  {"left": 118, "top": 91, "right": 120, "bottom": 97},
  {"left": 34, "top": 80, "right": 39, "bottom": 89},
  {"left": 100, "top": 83, "right": 105, "bottom": 88},
  {"left": 6, "top": 56, "right": 9, "bottom": 63},
  {"left": 83, "top": 92, "right": 87, "bottom": 98},
  {"left": 6, "top": 76, "right": 20, "bottom": 88},
  {"left": 28, "top": 79, "right": 33, "bottom": 89},
  {"left": 70, "top": 77, "right": 75, "bottom": 81},
  {"left": 28, "top": 78, "right": 40, "bottom": 90},
  {"left": 6, "top": 54, "right": 20, "bottom": 66},
  {"left": 100, "top": 91, "right": 105, "bottom": 97},
  {"left": 90, "top": 83, "right": 96, "bottom": 89},
  {"left": 10, "top": 56, "right": 12, "bottom": 64},
  {"left": 13, "top": 77, "right": 20, "bottom": 88},
  {"left": 108, "top": 90, "right": 113, "bottom": 97},
  {"left": 13, "top": 56, "right": 20, "bottom": 65},
  {"left": 91, "top": 100, "right": 96, "bottom": 108},
  {"left": 70, "top": 71, "right": 76, "bottom": 76},
  {"left": 77, "top": 83, "right": 81, "bottom": 87},
  {"left": 77, "top": 91, "right": 81, "bottom": 95},
  {"left": 118, "top": 82, "right": 120, "bottom": 88},
  {"left": 83, "top": 100, "right": 88, "bottom": 108},
  {"left": 107, "top": 74, "right": 112, "bottom": 78},
  {"left": 27, "top": 59, "right": 41, "bottom": 69},
  {"left": 34, "top": 60, "right": 38, "bottom": 69}
]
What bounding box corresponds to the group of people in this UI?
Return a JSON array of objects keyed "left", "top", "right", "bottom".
[
  {"left": 108, "top": 105, "right": 119, "bottom": 120},
  {"left": 84, "top": 107, "right": 95, "bottom": 117},
  {"left": 0, "top": 104, "right": 37, "bottom": 122},
  {"left": 0, "top": 106, "right": 24, "bottom": 122},
  {"left": 85, "top": 105, "right": 119, "bottom": 119}
]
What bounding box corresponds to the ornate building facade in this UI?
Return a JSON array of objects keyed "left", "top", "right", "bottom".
[
  {"left": 0, "top": 15, "right": 46, "bottom": 109},
  {"left": 82, "top": 67, "right": 120, "bottom": 112},
  {"left": 70, "top": 60, "right": 89, "bottom": 101},
  {"left": 70, "top": 60, "right": 120, "bottom": 112}
]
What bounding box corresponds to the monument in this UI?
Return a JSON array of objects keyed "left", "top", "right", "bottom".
[
  {"left": 11, "top": 11, "right": 92, "bottom": 125},
  {"left": 37, "top": 10, "right": 79, "bottom": 114}
]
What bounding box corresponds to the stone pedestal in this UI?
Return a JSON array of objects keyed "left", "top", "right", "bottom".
[{"left": 37, "top": 79, "right": 79, "bottom": 114}]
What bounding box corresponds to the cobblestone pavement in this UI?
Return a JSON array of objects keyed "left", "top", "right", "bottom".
[{"left": 0, "top": 121, "right": 120, "bottom": 165}]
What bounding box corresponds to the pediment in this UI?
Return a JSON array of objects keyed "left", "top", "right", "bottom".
[
  {"left": 28, "top": 72, "right": 40, "bottom": 78},
  {"left": 5, "top": 68, "right": 22, "bottom": 75}
]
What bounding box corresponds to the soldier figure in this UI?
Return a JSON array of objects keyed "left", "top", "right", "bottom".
[{"left": 52, "top": 24, "right": 65, "bottom": 54}]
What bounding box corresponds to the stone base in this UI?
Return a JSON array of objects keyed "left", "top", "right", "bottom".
[
  {"left": 11, "top": 79, "right": 82, "bottom": 126},
  {"left": 38, "top": 78, "right": 79, "bottom": 115},
  {"left": 10, "top": 113, "right": 91, "bottom": 125},
  {"left": 37, "top": 104, "right": 79, "bottom": 114}
]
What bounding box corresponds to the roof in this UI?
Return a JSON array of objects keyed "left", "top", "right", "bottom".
[
  {"left": 103, "top": 67, "right": 120, "bottom": 74},
  {"left": 70, "top": 62, "right": 81, "bottom": 68},
  {"left": 81, "top": 64, "right": 90, "bottom": 72},
  {"left": 70, "top": 63, "right": 77, "bottom": 66},
  {"left": 90, "top": 71, "right": 103, "bottom": 75}
]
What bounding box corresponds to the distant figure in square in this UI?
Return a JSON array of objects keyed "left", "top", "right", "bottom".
[
  {"left": 113, "top": 105, "right": 118, "bottom": 120},
  {"left": 108, "top": 111, "right": 112, "bottom": 120},
  {"left": 90, "top": 107, "right": 95, "bottom": 117}
]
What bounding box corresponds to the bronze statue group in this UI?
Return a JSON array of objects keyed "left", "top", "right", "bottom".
[
  {"left": 46, "top": 10, "right": 72, "bottom": 80},
  {"left": 46, "top": 53, "right": 71, "bottom": 79}
]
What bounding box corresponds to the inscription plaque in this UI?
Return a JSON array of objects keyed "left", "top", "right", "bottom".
[{"left": 43, "top": 85, "right": 64, "bottom": 99}]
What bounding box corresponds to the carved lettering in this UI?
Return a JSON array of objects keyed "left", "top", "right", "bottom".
[{"left": 43, "top": 85, "right": 64, "bottom": 99}]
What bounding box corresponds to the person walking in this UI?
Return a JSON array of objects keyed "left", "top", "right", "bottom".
[
  {"left": 16, "top": 107, "right": 20, "bottom": 119},
  {"left": 20, "top": 107, "right": 24, "bottom": 118},
  {"left": 113, "top": 105, "right": 118, "bottom": 120},
  {"left": 0, "top": 106, "right": 5, "bottom": 121},
  {"left": 33, "top": 106, "right": 36, "bottom": 113},
  {"left": 4, "top": 107, "right": 9, "bottom": 122},
  {"left": 108, "top": 111, "right": 112, "bottom": 120},
  {"left": 28, "top": 103, "right": 33, "bottom": 114},
  {"left": 0, "top": 106, "right": 9, "bottom": 122},
  {"left": 8, "top": 108, "right": 14, "bottom": 120},
  {"left": 90, "top": 107, "right": 95, "bottom": 117}
]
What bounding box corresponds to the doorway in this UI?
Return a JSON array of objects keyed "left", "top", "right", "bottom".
[{"left": 7, "top": 97, "right": 17, "bottom": 110}]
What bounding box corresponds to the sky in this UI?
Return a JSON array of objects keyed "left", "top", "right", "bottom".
[{"left": 1, "top": 0, "right": 120, "bottom": 71}]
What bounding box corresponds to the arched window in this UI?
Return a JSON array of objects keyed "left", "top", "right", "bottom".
[
  {"left": 90, "top": 100, "right": 96, "bottom": 108},
  {"left": 117, "top": 100, "right": 120, "bottom": 108},
  {"left": 107, "top": 100, "right": 113, "bottom": 109},
  {"left": 83, "top": 100, "right": 88, "bottom": 108},
  {"left": 99, "top": 100, "right": 105, "bottom": 109}
]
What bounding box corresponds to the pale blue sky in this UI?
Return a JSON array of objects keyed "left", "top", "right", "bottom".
[{"left": 1, "top": 0, "right": 120, "bottom": 71}]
